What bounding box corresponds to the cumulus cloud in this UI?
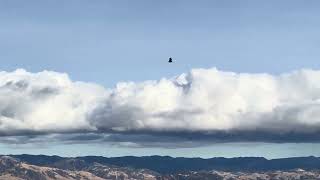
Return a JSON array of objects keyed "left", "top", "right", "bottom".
[
  {"left": 0, "top": 69, "right": 107, "bottom": 135},
  {"left": 1, "top": 68, "right": 320, "bottom": 145}
]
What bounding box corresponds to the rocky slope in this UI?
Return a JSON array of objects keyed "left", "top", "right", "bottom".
[
  {"left": 162, "top": 169, "right": 320, "bottom": 180},
  {"left": 0, "top": 156, "right": 158, "bottom": 180},
  {"left": 0, "top": 156, "right": 103, "bottom": 180}
]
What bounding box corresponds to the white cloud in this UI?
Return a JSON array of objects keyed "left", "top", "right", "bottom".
[
  {"left": 1, "top": 68, "right": 320, "bottom": 138},
  {"left": 0, "top": 69, "right": 107, "bottom": 134}
]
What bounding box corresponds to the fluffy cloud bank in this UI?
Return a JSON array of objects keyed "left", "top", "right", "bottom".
[{"left": 1, "top": 68, "right": 320, "bottom": 144}]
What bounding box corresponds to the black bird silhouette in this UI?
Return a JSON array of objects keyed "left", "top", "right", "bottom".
[{"left": 168, "top": 57, "right": 173, "bottom": 63}]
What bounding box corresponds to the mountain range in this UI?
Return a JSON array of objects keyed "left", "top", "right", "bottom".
[{"left": 1, "top": 155, "right": 320, "bottom": 179}]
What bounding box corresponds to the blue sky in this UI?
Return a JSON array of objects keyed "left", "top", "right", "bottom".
[
  {"left": 1, "top": 0, "right": 320, "bottom": 158},
  {"left": 1, "top": 0, "right": 320, "bottom": 86}
]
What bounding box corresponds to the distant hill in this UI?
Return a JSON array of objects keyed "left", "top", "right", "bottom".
[
  {"left": 1, "top": 155, "right": 320, "bottom": 179},
  {"left": 8, "top": 154, "right": 320, "bottom": 174}
]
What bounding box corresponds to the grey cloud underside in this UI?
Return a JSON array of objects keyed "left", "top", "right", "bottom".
[
  {"left": 2, "top": 130, "right": 320, "bottom": 148},
  {"left": 1, "top": 68, "right": 320, "bottom": 145}
]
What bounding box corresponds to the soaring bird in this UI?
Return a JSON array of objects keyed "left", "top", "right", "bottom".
[{"left": 168, "top": 57, "right": 173, "bottom": 63}]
